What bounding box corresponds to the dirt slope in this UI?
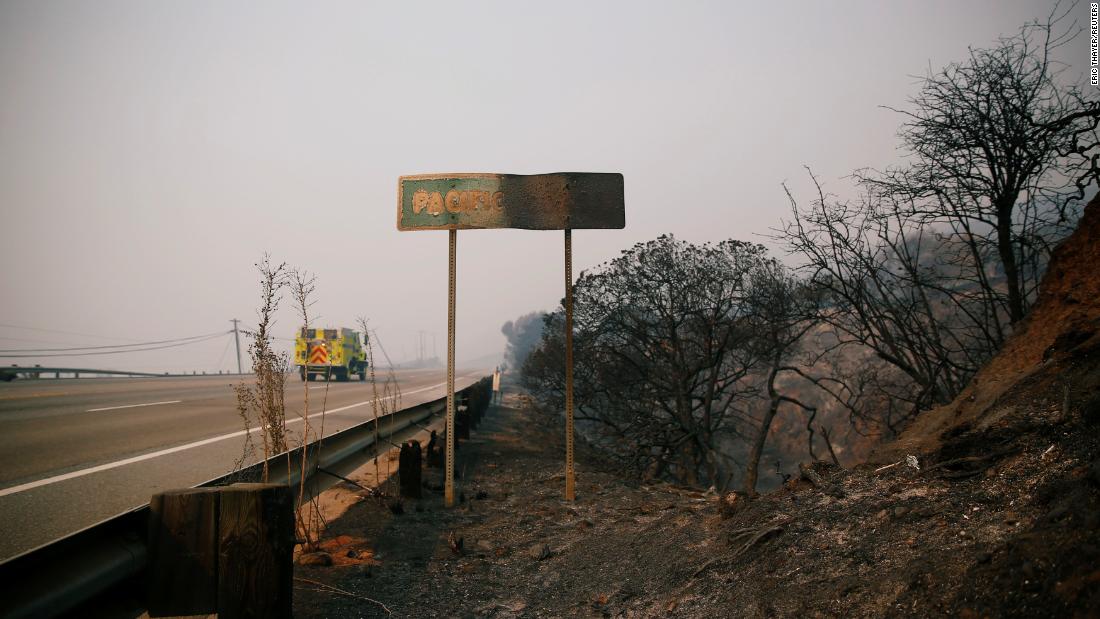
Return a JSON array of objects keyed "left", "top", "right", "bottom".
[{"left": 879, "top": 194, "right": 1100, "bottom": 460}]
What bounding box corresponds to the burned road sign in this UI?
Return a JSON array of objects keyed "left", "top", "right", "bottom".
[
  {"left": 396, "top": 170, "right": 625, "bottom": 506},
  {"left": 397, "top": 172, "right": 625, "bottom": 231}
]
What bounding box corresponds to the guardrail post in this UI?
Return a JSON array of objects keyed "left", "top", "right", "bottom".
[
  {"left": 456, "top": 405, "right": 470, "bottom": 440},
  {"left": 426, "top": 430, "right": 442, "bottom": 468},
  {"left": 469, "top": 380, "right": 489, "bottom": 426},
  {"left": 147, "top": 488, "right": 220, "bottom": 617},
  {"left": 148, "top": 484, "right": 292, "bottom": 618},
  {"left": 149, "top": 484, "right": 295, "bottom": 618},
  {"left": 467, "top": 390, "right": 480, "bottom": 428},
  {"left": 218, "top": 483, "right": 294, "bottom": 619},
  {"left": 399, "top": 440, "right": 422, "bottom": 498}
]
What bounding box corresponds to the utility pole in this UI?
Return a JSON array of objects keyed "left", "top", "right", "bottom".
[
  {"left": 230, "top": 319, "right": 242, "bottom": 374},
  {"left": 417, "top": 330, "right": 430, "bottom": 366}
]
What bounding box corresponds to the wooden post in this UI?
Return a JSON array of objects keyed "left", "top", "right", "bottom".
[
  {"left": 470, "top": 388, "right": 483, "bottom": 427},
  {"left": 427, "top": 430, "right": 441, "bottom": 468},
  {"left": 147, "top": 488, "right": 220, "bottom": 617},
  {"left": 218, "top": 483, "right": 294, "bottom": 619},
  {"left": 456, "top": 405, "right": 470, "bottom": 440},
  {"left": 399, "top": 441, "right": 422, "bottom": 499}
]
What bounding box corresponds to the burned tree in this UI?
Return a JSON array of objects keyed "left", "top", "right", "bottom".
[
  {"left": 777, "top": 170, "right": 1004, "bottom": 421},
  {"left": 525, "top": 235, "right": 775, "bottom": 488},
  {"left": 858, "top": 5, "right": 1099, "bottom": 325},
  {"left": 500, "top": 311, "right": 546, "bottom": 371},
  {"left": 776, "top": 9, "right": 1100, "bottom": 424},
  {"left": 741, "top": 261, "right": 820, "bottom": 495}
]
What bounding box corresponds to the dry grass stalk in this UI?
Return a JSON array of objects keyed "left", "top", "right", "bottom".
[
  {"left": 357, "top": 317, "right": 383, "bottom": 466},
  {"left": 290, "top": 268, "right": 328, "bottom": 549},
  {"left": 234, "top": 254, "right": 290, "bottom": 482},
  {"left": 232, "top": 256, "right": 333, "bottom": 549}
]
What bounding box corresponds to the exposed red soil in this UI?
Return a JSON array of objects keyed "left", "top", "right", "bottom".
[{"left": 879, "top": 195, "right": 1100, "bottom": 460}]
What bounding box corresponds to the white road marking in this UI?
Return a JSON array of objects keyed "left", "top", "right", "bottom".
[
  {"left": 0, "top": 373, "right": 481, "bottom": 498},
  {"left": 85, "top": 400, "right": 182, "bottom": 413}
]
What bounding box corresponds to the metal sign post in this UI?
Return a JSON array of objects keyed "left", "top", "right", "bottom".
[
  {"left": 396, "top": 172, "right": 624, "bottom": 505},
  {"left": 445, "top": 229, "right": 457, "bottom": 506},
  {"left": 564, "top": 229, "right": 575, "bottom": 500}
]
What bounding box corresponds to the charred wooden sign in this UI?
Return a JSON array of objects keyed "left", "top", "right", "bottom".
[{"left": 397, "top": 172, "right": 625, "bottom": 231}]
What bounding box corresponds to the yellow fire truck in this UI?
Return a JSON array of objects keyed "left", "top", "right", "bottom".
[{"left": 294, "top": 327, "right": 368, "bottom": 382}]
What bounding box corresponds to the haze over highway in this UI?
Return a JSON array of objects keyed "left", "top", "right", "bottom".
[
  {"left": 0, "top": 2, "right": 1064, "bottom": 375},
  {"left": 0, "top": 369, "right": 484, "bottom": 560}
]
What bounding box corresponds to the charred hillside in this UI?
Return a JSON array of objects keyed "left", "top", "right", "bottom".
[
  {"left": 294, "top": 197, "right": 1100, "bottom": 618},
  {"left": 704, "top": 193, "right": 1100, "bottom": 618}
]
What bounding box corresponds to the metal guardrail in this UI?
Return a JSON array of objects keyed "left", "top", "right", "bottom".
[
  {"left": 1, "top": 366, "right": 165, "bottom": 380},
  {"left": 0, "top": 376, "right": 491, "bottom": 619},
  {"left": 0, "top": 366, "right": 250, "bottom": 380}
]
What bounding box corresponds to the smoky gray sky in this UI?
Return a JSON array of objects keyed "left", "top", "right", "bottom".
[{"left": 0, "top": 0, "right": 1089, "bottom": 372}]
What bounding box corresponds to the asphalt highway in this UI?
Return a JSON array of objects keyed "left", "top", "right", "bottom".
[{"left": 0, "top": 369, "right": 484, "bottom": 560}]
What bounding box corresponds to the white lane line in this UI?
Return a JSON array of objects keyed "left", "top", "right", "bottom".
[
  {"left": 0, "top": 373, "right": 481, "bottom": 498},
  {"left": 86, "top": 400, "right": 182, "bottom": 413}
]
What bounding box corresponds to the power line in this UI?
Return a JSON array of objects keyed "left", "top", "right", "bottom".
[
  {"left": 239, "top": 324, "right": 295, "bottom": 341},
  {"left": 0, "top": 335, "right": 74, "bottom": 346},
  {"left": 0, "top": 322, "right": 142, "bottom": 343},
  {"left": 0, "top": 330, "right": 231, "bottom": 353},
  {"left": 0, "top": 334, "right": 228, "bottom": 358}
]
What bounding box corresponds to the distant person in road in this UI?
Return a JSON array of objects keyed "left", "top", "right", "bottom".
[{"left": 492, "top": 367, "right": 502, "bottom": 405}]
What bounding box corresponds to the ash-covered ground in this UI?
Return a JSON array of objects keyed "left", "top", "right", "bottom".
[{"left": 292, "top": 383, "right": 1098, "bottom": 618}]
